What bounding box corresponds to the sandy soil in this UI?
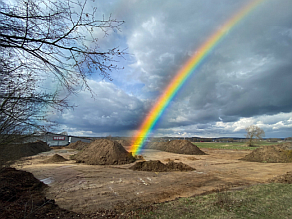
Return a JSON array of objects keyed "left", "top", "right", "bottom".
[{"left": 13, "top": 147, "right": 292, "bottom": 214}]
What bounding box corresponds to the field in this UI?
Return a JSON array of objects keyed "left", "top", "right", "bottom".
[
  {"left": 138, "top": 183, "right": 292, "bottom": 218},
  {"left": 194, "top": 141, "right": 277, "bottom": 150},
  {"left": 10, "top": 141, "right": 292, "bottom": 218}
]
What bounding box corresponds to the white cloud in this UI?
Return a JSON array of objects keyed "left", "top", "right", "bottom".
[{"left": 214, "top": 112, "right": 292, "bottom": 134}]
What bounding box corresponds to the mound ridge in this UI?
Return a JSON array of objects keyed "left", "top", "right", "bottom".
[
  {"left": 43, "top": 154, "right": 68, "bottom": 163},
  {"left": 240, "top": 142, "right": 292, "bottom": 163},
  {"left": 67, "top": 140, "right": 89, "bottom": 150},
  {"left": 0, "top": 141, "right": 51, "bottom": 166},
  {"left": 130, "top": 160, "right": 195, "bottom": 172},
  {"left": 73, "top": 139, "right": 135, "bottom": 165},
  {"left": 268, "top": 171, "right": 292, "bottom": 184},
  {"left": 147, "top": 140, "right": 206, "bottom": 155},
  {"left": 115, "top": 139, "right": 131, "bottom": 147}
]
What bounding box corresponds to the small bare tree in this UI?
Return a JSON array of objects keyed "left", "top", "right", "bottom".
[{"left": 245, "top": 125, "right": 265, "bottom": 147}]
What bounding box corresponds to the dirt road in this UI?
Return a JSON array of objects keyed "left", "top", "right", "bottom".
[{"left": 14, "top": 147, "right": 292, "bottom": 214}]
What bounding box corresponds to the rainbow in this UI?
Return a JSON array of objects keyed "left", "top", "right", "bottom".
[{"left": 130, "top": 0, "right": 265, "bottom": 155}]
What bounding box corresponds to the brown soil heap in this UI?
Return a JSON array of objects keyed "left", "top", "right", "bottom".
[
  {"left": 268, "top": 171, "right": 292, "bottom": 184},
  {"left": 43, "top": 154, "right": 68, "bottom": 163},
  {"left": 166, "top": 160, "right": 195, "bottom": 171},
  {"left": 240, "top": 142, "right": 292, "bottom": 163},
  {"left": 0, "top": 141, "right": 51, "bottom": 166},
  {"left": 67, "top": 140, "right": 89, "bottom": 150},
  {"left": 115, "top": 139, "right": 131, "bottom": 147},
  {"left": 73, "top": 139, "right": 136, "bottom": 165},
  {"left": 147, "top": 140, "right": 206, "bottom": 155},
  {"left": 130, "top": 160, "right": 195, "bottom": 172},
  {"left": 146, "top": 142, "right": 164, "bottom": 150}
]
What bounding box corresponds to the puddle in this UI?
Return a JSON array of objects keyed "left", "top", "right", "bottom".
[{"left": 40, "top": 177, "right": 54, "bottom": 185}]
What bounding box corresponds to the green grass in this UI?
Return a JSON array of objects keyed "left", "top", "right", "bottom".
[
  {"left": 193, "top": 142, "right": 277, "bottom": 150},
  {"left": 136, "top": 183, "right": 292, "bottom": 219}
]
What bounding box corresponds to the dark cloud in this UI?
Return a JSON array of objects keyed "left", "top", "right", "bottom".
[
  {"left": 53, "top": 0, "right": 292, "bottom": 138},
  {"left": 50, "top": 81, "right": 147, "bottom": 136}
]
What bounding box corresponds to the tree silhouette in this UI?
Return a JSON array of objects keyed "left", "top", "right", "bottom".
[
  {"left": 0, "top": 0, "right": 125, "bottom": 144},
  {"left": 245, "top": 125, "right": 265, "bottom": 147}
]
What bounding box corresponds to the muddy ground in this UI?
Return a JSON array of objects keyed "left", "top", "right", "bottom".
[{"left": 12, "top": 146, "right": 292, "bottom": 214}]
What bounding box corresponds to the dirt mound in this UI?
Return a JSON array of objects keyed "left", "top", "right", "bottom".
[
  {"left": 73, "top": 139, "right": 136, "bottom": 165},
  {"left": 130, "top": 160, "right": 168, "bottom": 172},
  {"left": 268, "top": 172, "right": 292, "bottom": 184},
  {"left": 116, "top": 139, "right": 131, "bottom": 147},
  {"left": 146, "top": 142, "right": 164, "bottom": 150},
  {"left": 240, "top": 142, "right": 292, "bottom": 163},
  {"left": 67, "top": 140, "right": 89, "bottom": 150},
  {"left": 43, "top": 154, "right": 68, "bottom": 163},
  {"left": 146, "top": 140, "right": 206, "bottom": 155},
  {"left": 0, "top": 141, "right": 51, "bottom": 166},
  {"left": 130, "top": 160, "right": 195, "bottom": 172},
  {"left": 166, "top": 161, "right": 195, "bottom": 171}
]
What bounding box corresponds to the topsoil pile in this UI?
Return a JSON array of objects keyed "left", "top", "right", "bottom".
[
  {"left": 0, "top": 141, "right": 51, "bottom": 166},
  {"left": 147, "top": 140, "right": 206, "bottom": 155},
  {"left": 130, "top": 160, "right": 195, "bottom": 172},
  {"left": 240, "top": 142, "right": 292, "bottom": 163},
  {"left": 42, "top": 154, "right": 68, "bottom": 163},
  {"left": 67, "top": 140, "right": 89, "bottom": 150},
  {"left": 73, "top": 139, "right": 136, "bottom": 165},
  {"left": 268, "top": 171, "right": 292, "bottom": 184}
]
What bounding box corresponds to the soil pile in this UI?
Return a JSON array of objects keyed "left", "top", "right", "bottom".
[
  {"left": 268, "top": 171, "right": 292, "bottom": 184},
  {"left": 0, "top": 141, "right": 51, "bottom": 166},
  {"left": 67, "top": 140, "right": 89, "bottom": 150},
  {"left": 73, "top": 139, "right": 136, "bottom": 165},
  {"left": 146, "top": 142, "right": 164, "bottom": 150},
  {"left": 43, "top": 154, "right": 68, "bottom": 163},
  {"left": 147, "top": 140, "right": 206, "bottom": 155},
  {"left": 130, "top": 160, "right": 195, "bottom": 172},
  {"left": 268, "top": 172, "right": 292, "bottom": 184},
  {"left": 166, "top": 160, "right": 195, "bottom": 171},
  {"left": 130, "top": 160, "right": 168, "bottom": 172},
  {"left": 240, "top": 142, "right": 292, "bottom": 163},
  {"left": 115, "top": 139, "right": 131, "bottom": 147}
]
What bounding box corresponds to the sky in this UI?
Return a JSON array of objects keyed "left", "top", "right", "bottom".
[{"left": 50, "top": 0, "right": 292, "bottom": 138}]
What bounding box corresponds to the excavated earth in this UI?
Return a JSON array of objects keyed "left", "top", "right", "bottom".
[
  {"left": 240, "top": 142, "right": 292, "bottom": 163},
  {"left": 129, "top": 160, "right": 195, "bottom": 172},
  {"left": 9, "top": 142, "right": 292, "bottom": 215},
  {"left": 147, "top": 140, "right": 206, "bottom": 155},
  {"left": 268, "top": 171, "right": 292, "bottom": 184},
  {"left": 67, "top": 140, "right": 90, "bottom": 150},
  {"left": 42, "top": 154, "right": 68, "bottom": 164},
  {"left": 72, "top": 139, "right": 135, "bottom": 165}
]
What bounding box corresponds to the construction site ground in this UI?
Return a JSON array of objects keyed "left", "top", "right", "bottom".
[{"left": 13, "top": 146, "right": 292, "bottom": 214}]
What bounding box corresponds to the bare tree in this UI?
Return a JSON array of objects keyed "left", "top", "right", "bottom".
[
  {"left": 0, "top": 0, "right": 125, "bottom": 144},
  {"left": 245, "top": 125, "right": 265, "bottom": 147}
]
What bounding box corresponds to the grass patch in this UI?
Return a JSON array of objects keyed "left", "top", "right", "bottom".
[
  {"left": 137, "top": 183, "right": 292, "bottom": 219},
  {"left": 193, "top": 142, "right": 277, "bottom": 150}
]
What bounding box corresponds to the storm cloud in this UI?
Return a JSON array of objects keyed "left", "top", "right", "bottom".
[{"left": 55, "top": 0, "right": 292, "bottom": 138}]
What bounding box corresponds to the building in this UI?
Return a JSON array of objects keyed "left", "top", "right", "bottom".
[{"left": 28, "top": 132, "right": 91, "bottom": 146}]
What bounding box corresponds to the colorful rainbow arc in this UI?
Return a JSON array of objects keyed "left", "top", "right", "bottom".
[{"left": 130, "top": 0, "right": 265, "bottom": 155}]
